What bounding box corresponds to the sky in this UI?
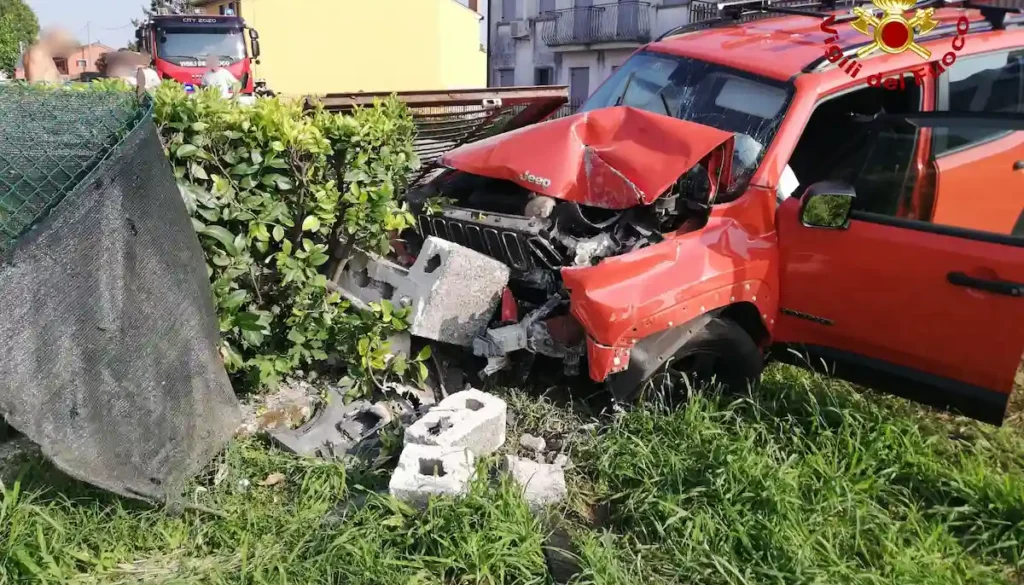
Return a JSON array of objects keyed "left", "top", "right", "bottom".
[{"left": 27, "top": 0, "right": 143, "bottom": 49}]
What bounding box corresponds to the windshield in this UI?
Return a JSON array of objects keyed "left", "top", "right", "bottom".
[
  {"left": 581, "top": 51, "right": 792, "bottom": 198},
  {"left": 156, "top": 28, "right": 246, "bottom": 62}
]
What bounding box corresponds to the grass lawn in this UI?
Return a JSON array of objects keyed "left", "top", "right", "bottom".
[{"left": 2, "top": 364, "right": 1023, "bottom": 584}]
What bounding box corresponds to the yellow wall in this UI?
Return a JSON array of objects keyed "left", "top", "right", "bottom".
[{"left": 203, "top": 0, "right": 486, "bottom": 97}]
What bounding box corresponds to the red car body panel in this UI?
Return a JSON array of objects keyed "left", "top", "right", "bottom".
[
  {"left": 563, "top": 185, "right": 780, "bottom": 380},
  {"left": 441, "top": 107, "right": 735, "bottom": 210},
  {"left": 775, "top": 196, "right": 1024, "bottom": 395}
]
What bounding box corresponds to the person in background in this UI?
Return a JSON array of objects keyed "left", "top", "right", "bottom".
[
  {"left": 96, "top": 50, "right": 160, "bottom": 90},
  {"left": 24, "top": 28, "right": 78, "bottom": 83},
  {"left": 201, "top": 54, "right": 239, "bottom": 97}
]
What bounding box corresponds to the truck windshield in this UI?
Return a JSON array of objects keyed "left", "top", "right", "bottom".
[
  {"left": 157, "top": 28, "right": 246, "bottom": 61},
  {"left": 581, "top": 51, "right": 792, "bottom": 199}
]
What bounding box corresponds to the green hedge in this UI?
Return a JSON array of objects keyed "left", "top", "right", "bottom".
[{"left": 154, "top": 84, "right": 424, "bottom": 393}]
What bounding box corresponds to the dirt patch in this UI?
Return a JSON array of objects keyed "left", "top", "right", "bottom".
[{"left": 236, "top": 378, "right": 320, "bottom": 436}]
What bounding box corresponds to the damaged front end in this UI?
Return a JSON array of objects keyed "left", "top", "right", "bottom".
[{"left": 337, "top": 106, "right": 735, "bottom": 383}]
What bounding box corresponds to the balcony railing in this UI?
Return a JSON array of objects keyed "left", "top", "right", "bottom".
[{"left": 541, "top": 2, "right": 652, "bottom": 47}]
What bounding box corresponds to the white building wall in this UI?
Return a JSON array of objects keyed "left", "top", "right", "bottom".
[{"left": 489, "top": 0, "right": 692, "bottom": 101}]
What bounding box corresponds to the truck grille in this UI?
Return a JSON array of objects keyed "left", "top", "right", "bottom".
[{"left": 417, "top": 209, "right": 563, "bottom": 272}]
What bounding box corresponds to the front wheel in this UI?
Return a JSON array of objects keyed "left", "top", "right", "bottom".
[{"left": 636, "top": 317, "right": 763, "bottom": 407}]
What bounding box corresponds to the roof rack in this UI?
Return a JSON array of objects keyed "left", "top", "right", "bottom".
[
  {"left": 919, "top": 0, "right": 1024, "bottom": 29},
  {"left": 655, "top": 0, "right": 864, "bottom": 41}
]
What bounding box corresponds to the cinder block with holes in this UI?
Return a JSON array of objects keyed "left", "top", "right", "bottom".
[
  {"left": 388, "top": 443, "right": 476, "bottom": 507},
  {"left": 405, "top": 389, "right": 507, "bottom": 456},
  {"left": 335, "top": 237, "right": 510, "bottom": 347}
]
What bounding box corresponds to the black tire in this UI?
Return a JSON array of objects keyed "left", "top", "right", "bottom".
[{"left": 637, "top": 317, "right": 763, "bottom": 405}]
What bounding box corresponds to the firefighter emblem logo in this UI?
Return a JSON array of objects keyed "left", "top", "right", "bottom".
[{"left": 850, "top": 0, "right": 939, "bottom": 59}]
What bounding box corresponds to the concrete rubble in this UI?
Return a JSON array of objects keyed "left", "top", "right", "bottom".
[
  {"left": 503, "top": 455, "right": 568, "bottom": 511},
  {"left": 389, "top": 388, "right": 508, "bottom": 506},
  {"left": 519, "top": 433, "right": 546, "bottom": 453},
  {"left": 337, "top": 236, "right": 510, "bottom": 347},
  {"left": 388, "top": 443, "right": 476, "bottom": 508},
  {"left": 405, "top": 388, "right": 507, "bottom": 457}
]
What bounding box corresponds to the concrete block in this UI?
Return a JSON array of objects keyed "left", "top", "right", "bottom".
[
  {"left": 388, "top": 444, "right": 476, "bottom": 508},
  {"left": 336, "top": 237, "right": 510, "bottom": 347},
  {"left": 504, "top": 455, "right": 567, "bottom": 511},
  {"left": 406, "top": 389, "right": 507, "bottom": 456},
  {"left": 406, "top": 238, "right": 511, "bottom": 346}
]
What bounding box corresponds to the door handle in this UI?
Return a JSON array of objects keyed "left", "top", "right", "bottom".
[
  {"left": 947, "top": 271, "right": 1024, "bottom": 297},
  {"left": 1014, "top": 160, "right": 1024, "bottom": 171}
]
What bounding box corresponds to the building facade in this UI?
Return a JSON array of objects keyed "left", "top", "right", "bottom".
[
  {"left": 488, "top": 0, "right": 691, "bottom": 106},
  {"left": 15, "top": 43, "right": 112, "bottom": 81},
  {"left": 198, "top": 0, "right": 487, "bottom": 96}
]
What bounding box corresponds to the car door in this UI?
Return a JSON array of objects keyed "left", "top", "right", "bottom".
[
  {"left": 930, "top": 49, "right": 1024, "bottom": 236},
  {"left": 774, "top": 109, "right": 1024, "bottom": 424}
]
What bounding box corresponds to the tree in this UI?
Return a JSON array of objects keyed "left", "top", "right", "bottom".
[{"left": 0, "top": 0, "right": 40, "bottom": 77}]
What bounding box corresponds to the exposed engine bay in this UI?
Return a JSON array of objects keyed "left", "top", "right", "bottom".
[
  {"left": 404, "top": 166, "right": 714, "bottom": 289},
  {"left": 384, "top": 165, "right": 717, "bottom": 379}
]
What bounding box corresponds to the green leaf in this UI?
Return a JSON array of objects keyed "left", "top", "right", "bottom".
[
  {"left": 235, "top": 312, "right": 265, "bottom": 332},
  {"left": 176, "top": 144, "right": 199, "bottom": 158},
  {"left": 272, "top": 225, "right": 285, "bottom": 241},
  {"left": 191, "top": 121, "right": 209, "bottom": 131},
  {"left": 276, "top": 177, "right": 295, "bottom": 191},
  {"left": 416, "top": 345, "right": 432, "bottom": 362},
  {"left": 189, "top": 163, "right": 209, "bottom": 181},
  {"left": 301, "top": 216, "right": 320, "bottom": 232},
  {"left": 199, "top": 225, "right": 239, "bottom": 255},
  {"left": 221, "top": 289, "right": 248, "bottom": 309}
]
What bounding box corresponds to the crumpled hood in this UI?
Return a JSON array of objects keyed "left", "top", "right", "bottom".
[{"left": 441, "top": 106, "right": 735, "bottom": 210}]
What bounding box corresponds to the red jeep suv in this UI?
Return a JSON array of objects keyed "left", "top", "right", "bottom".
[{"left": 397, "top": 0, "right": 1024, "bottom": 424}]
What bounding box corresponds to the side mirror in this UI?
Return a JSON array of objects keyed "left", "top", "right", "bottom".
[
  {"left": 251, "top": 39, "right": 261, "bottom": 60},
  {"left": 135, "top": 29, "right": 143, "bottom": 42},
  {"left": 799, "top": 181, "right": 856, "bottom": 229}
]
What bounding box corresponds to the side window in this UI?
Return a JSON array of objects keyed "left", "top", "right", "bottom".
[
  {"left": 848, "top": 121, "right": 1024, "bottom": 241},
  {"left": 787, "top": 76, "right": 921, "bottom": 204},
  {"left": 935, "top": 50, "right": 1024, "bottom": 154},
  {"left": 845, "top": 122, "right": 922, "bottom": 217}
]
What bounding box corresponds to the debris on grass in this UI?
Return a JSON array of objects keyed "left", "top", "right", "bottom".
[
  {"left": 503, "top": 455, "right": 567, "bottom": 511},
  {"left": 388, "top": 444, "right": 476, "bottom": 508},
  {"left": 258, "top": 472, "right": 286, "bottom": 487},
  {"left": 405, "top": 389, "right": 507, "bottom": 457},
  {"left": 237, "top": 377, "right": 319, "bottom": 436},
  {"left": 269, "top": 383, "right": 392, "bottom": 461},
  {"left": 519, "top": 433, "right": 546, "bottom": 453}
]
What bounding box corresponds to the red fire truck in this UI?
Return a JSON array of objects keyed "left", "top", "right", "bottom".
[{"left": 135, "top": 13, "right": 261, "bottom": 95}]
